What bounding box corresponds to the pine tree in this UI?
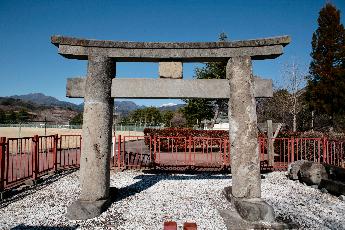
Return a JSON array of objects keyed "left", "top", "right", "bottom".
[{"left": 307, "top": 3, "right": 345, "bottom": 128}]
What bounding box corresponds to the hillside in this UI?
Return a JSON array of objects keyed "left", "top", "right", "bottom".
[
  {"left": 159, "top": 103, "right": 185, "bottom": 112},
  {"left": 10, "top": 93, "right": 83, "bottom": 111},
  {"left": 0, "top": 97, "right": 79, "bottom": 124},
  {"left": 0, "top": 93, "right": 185, "bottom": 123}
]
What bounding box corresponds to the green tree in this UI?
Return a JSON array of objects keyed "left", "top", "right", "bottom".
[
  {"left": 120, "top": 116, "right": 131, "bottom": 125},
  {"left": 17, "top": 109, "right": 29, "bottom": 122},
  {"left": 70, "top": 113, "right": 83, "bottom": 125},
  {"left": 170, "top": 112, "right": 187, "bottom": 127},
  {"left": 306, "top": 3, "right": 345, "bottom": 128},
  {"left": 0, "top": 109, "right": 6, "bottom": 123},
  {"left": 161, "top": 110, "right": 174, "bottom": 127},
  {"left": 130, "top": 107, "right": 162, "bottom": 126},
  {"left": 181, "top": 99, "right": 214, "bottom": 127},
  {"left": 183, "top": 33, "right": 229, "bottom": 127},
  {"left": 7, "top": 111, "right": 17, "bottom": 123}
]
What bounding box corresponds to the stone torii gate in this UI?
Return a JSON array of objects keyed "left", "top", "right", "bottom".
[{"left": 51, "top": 35, "right": 290, "bottom": 223}]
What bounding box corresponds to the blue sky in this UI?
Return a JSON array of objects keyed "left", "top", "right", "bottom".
[{"left": 0, "top": 0, "right": 344, "bottom": 107}]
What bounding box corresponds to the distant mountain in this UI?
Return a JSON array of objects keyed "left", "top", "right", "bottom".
[
  {"left": 158, "top": 103, "right": 185, "bottom": 112},
  {"left": 4, "top": 93, "right": 185, "bottom": 117},
  {"left": 115, "top": 101, "right": 145, "bottom": 116},
  {"left": 0, "top": 96, "right": 79, "bottom": 124},
  {"left": 10, "top": 93, "right": 83, "bottom": 111}
]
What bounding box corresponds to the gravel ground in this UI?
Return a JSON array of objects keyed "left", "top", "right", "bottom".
[{"left": 0, "top": 170, "right": 344, "bottom": 229}]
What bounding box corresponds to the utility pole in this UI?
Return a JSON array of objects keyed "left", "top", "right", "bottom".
[{"left": 44, "top": 117, "right": 47, "bottom": 136}]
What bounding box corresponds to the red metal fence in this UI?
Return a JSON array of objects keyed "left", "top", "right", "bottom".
[
  {"left": 0, "top": 134, "right": 81, "bottom": 192},
  {"left": 1, "top": 133, "right": 345, "bottom": 193},
  {"left": 113, "top": 135, "right": 231, "bottom": 170},
  {"left": 259, "top": 137, "right": 345, "bottom": 170},
  {"left": 115, "top": 135, "right": 345, "bottom": 171}
]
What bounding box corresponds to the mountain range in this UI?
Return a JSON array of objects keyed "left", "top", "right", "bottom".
[
  {"left": 10, "top": 93, "right": 83, "bottom": 111},
  {"left": 3, "top": 93, "right": 185, "bottom": 116}
]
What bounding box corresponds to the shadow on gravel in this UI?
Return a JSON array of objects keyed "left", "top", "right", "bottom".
[
  {"left": 111, "top": 172, "right": 231, "bottom": 202},
  {"left": 11, "top": 224, "right": 79, "bottom": 230},
  {"left": 0, "top": 169, "right": 79, "bottom": 208}
]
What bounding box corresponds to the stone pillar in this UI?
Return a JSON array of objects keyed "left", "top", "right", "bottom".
[
  {"left": 67, "top": 55, "right": 115, "bottom": 220},
  {"left": 224, "top": 56, "right": 275, "bottom": 224},
  {"left": 227, "top": 56, "right": 261, "bottom": 199}
]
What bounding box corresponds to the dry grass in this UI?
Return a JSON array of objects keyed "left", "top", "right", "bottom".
[
  {"left": 0, "top": 127, "right": 81, "bottom": 138},
  {"left": 0, "top": 127, "right": 144, "bottom": 139}
]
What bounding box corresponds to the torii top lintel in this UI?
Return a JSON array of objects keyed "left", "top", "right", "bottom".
[{"left": 51, "top": 35, "right": 291, "bottom": 62}]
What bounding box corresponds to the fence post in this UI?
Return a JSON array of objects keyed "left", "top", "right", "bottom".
[
  {"left": 188, "top": 136, "right": 192, "bottom": 164},
  {"left": 79, "top": 136, "right": 82, "bottom": 167},
  {"left": 0, "top": 137, "right": 6, "bottom": 191},
  {"left": 53, "top": 134, "right": 58, "bottom": 172},
  {"left": 149, "top": 135, "right": 152, "bottom": 164},
  {"left": 117, "top": 135, "right": 121, "bottom": 169},
  {"left": 154, "top": 136, "right": 157, "bottom": 164},
  {"left": 223, "top": 138, "right": 227, "bottom": 165},
  {"left": 291, "top": 137, "right": 294, "bottom": 163},
  {"left": 32, "top": 135, "right": 39, "bottom": 180},
  {"left": 323, "top": 136, "right": 327, "bottom": 164}
]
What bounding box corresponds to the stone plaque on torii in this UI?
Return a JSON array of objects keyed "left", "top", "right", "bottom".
[{"left": 51, "top": 35, "right": 290, "bottom": 225}]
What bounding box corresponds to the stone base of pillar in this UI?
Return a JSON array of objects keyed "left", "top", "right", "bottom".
[
  {"left": 66, "top": 199, "right": 110, "bottom": 220},
  {"left": 223, "top": 186, "right": 274, "bottom": 222},
  {"left": 221, "top": 187, "right": 289, "bottom": 229}
]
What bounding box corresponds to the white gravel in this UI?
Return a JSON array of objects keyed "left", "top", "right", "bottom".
[{"left": 0, "top": 170, "right": 344, "bottom": 229}]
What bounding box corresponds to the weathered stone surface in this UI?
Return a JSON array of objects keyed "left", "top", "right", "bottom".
[
  {"left": 159, "top": 62, "right": 183, "bottom": 79},
  {"left": 52, "top": 35, "right": 291, "bottom": 48},
  {"left": 324, "top": 164, "right": 345, "bottom": 183},
  {"left": 319, "top": 179, "right": 345, "bottom": 196},
  {"left": 57, "top": 44, "right": 285, "bottom": 62},
  {"left": 223, "top": 187, "right": 275, "bottom": 222},
  {"left": 66, "top": 77, "right": 273, "bottom": 99},
  {"left": 299, "top": 161, "right": 328, "bottom": 185},
  {"left": 233, "top": 198, "right": 275, "bottom": 222},
  {"left": 227, "top": 56, "right": 261, "bottom": 199},
  {"left": 66, "top": 199, "right": 110, "bottom": 220},
  {"left": 288, "top": 160, "right": 308, "bottom": 180},
  {"left": 321, "top": 187, "right": 328, "bottom": 193},
  {"left": 267, "top": 120, "right": 275, "bottom": 166},
  {"left": 79, "top": 55, "right": 115, "bottom": 202},
  {"left": 219, "top": 209, "right": 288, "bottom": 230},
  {"left": 51, "top": 35, "right": 291, "bottom": 61}
]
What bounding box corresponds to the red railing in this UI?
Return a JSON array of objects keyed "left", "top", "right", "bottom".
[
  {"left": 2, "top": 133, "right": 345, "bottom": 192},
  {"left": 154, "top": 136, "right": 230, "bottom": 167},
  {"left": 259, "top": 137, "right": 345, "bottom": 170},
  {"left": 113, "top": 135, "right": 153, "bottom": 169},
  {"left": 115, "top": 136, "right": 231, "bottom": 170},
  {"left": 0, "top": 134, "right": 81, "bottom": 192},
  {"left": 58, "top": 135, "right": 82, "bottom": 169},
  {"left": 116, "top": 135, "right": 345, "bottom": 171},
  {"left": 5, "top": 136, "right": 35, "bottom": 187}
]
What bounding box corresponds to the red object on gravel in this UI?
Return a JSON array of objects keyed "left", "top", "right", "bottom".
[
  {"left": 183, "top": 222, "right": 197, "bottom": 230},
  {"left": 164, "top": 221, "right": 177, "bottom": 230}
]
